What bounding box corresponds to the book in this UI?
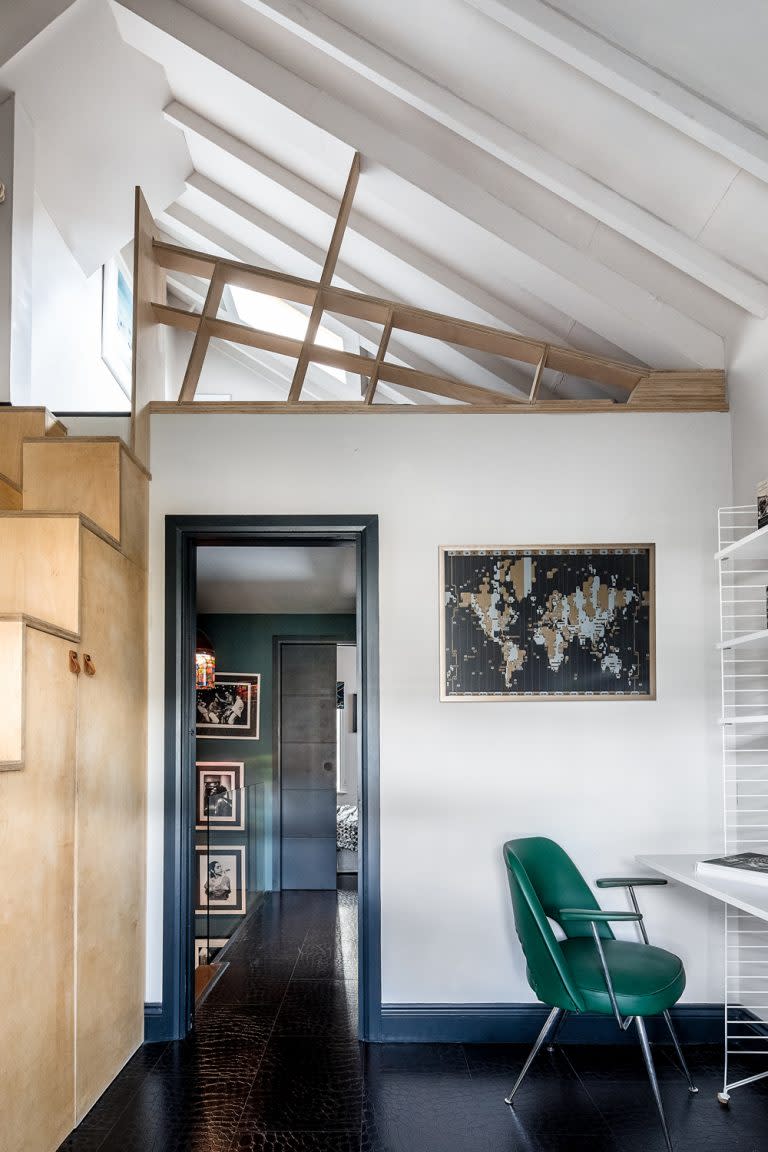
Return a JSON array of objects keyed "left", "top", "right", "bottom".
[{"left": 696, "top": 852, "right": 768, "bottom": 886}]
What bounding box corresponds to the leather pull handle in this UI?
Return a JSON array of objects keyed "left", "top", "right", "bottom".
[
  {"left": 83, "top": 654, "right": 96, "bottom": 677},
  {"left": 69, "top": 651, "right": 81, "bottom": 675}
]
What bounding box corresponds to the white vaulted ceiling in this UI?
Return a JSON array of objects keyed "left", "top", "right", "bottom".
[{"left": 6, "top": 0, "right": 768, "bottom": 401}]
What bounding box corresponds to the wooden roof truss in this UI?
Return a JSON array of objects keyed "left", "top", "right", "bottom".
[{"left": 131, "top": 157, "right": 726, "bottom": 463}]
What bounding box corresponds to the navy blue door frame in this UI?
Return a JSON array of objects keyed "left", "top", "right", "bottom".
[{"left": 151, "top": 515, "right": 381, "bottom": 1043}]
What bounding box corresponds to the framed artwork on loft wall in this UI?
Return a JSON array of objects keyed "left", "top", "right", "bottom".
[
  {"left": 195, "top": 845, "right": 246, "bottom": 916},
  {"left": 195, "top": 761, "right": 245, "bottom": 831},
  {"left": 101, "top": 255, "right": 133, "bottom": 396},
  {"left": 196, "top": 672, "right": 261, "bottom": 739},
  {"left": 440, "top": 544, "right": 655, "bottom": 701}
]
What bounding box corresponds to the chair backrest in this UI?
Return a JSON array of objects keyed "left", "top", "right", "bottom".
[{"left": 503, "top": 836, "right": 612, "bottom": 1012}]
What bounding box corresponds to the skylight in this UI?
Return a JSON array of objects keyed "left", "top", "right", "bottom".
[{"left": 230, "top": 287, "right": 346, "bottom": 384}]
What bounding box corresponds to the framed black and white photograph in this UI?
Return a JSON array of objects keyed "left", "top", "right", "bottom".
[
  {"left": 194, "top": 938, "right": 228, "bottom": 968},
  {"left": 196, "top": 672, "right": 260, "bottom": 740},
  {"left": 195, "top": 762, "right": 245, "bottom": 831},
  {"left": 441, "top": 544, "right": 655, "bottom": 701},
  {"left": 195, "top": 845, "right": 246, "bottom": 915}
]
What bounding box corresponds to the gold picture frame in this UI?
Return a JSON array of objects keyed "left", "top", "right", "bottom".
[{"left": 440, "top": 544, "right": 656, "bottom": 702}]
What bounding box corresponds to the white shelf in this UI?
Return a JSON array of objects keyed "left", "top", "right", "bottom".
[
  {"left": 720, "top": 714, "right": 768, "bottom": 725},
  {"left": 717, "top": 628, "right": 768, "bottom": 651},
  {"left": 637, "top": 854, "right": 768, "bottom": 922},
  {"left": 716, "top": 522, "right": 768, "bottom": 562}
]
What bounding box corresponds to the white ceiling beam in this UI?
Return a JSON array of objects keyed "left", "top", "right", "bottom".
[
  {"left": 243, "top": 0, "right": 768, "bottom": 318},
  {"left": 165, "top": 102, "right": 569, "bottom": 350},
  {"left": 0, "top": 0, "right": 77, "bottom": 71},
  {"left": 466, "top": 0, "right": 768, "bottom": 188},
  {"left": 113, "top": 0, "right": 723, "bottom": 368},
  {"left": 158, "top": 205, "right": 451, "bottom": 405}
]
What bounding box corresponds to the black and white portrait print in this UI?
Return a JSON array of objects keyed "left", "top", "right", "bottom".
[
  {"left": 195, "top": 762, "right": 245, "bottom": 830},
  {"left": 196, "top": 673, "right": 260, "bottom": 740},
  {"left": 195, "top": 846, "right": 246, "bottom": 915}
]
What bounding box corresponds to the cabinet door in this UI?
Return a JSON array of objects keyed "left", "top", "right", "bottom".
[
  {"left": 280, "top": 643, "right": 338, "bottom": 889},
  {"left": 1, "top": 625, "right": 77, "bottom": 1152},
  {"left": 75, "top": 532, "right": 146, "bottom": 1119}
]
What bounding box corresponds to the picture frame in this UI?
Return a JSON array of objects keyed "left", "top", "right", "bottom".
[
  {"left": 101, "top": 255, "right": 133, "bottom": 397},
  {"left": 195, "top": 845, "right": 246, "bottom": 916},
  {"left": 194, "top": 937, "right": 229, "bottom": 968},
  {"left": 440, "top": 544, "right": 655, "bottom": 701},
  {"left": 195, "top": 761, "right": 245, "bottom": 831},
  {"left": 196, "top": 672, "right": 260, "bottom": 740}
]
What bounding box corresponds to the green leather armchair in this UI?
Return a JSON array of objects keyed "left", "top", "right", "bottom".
[{"left": 503, "top": 836, "right": 696, "bottom": 1152}]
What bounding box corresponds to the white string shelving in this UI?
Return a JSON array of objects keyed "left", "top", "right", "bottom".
[{"left": 717, "top": 507, "right": 768, "bottom": 1100}]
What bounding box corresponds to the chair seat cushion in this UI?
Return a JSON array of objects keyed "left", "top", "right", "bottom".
[{"left": 560, "top": 938, "right": 685, "bottom": 1017}]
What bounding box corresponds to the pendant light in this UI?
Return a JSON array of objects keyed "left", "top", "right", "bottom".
[{"left": 195, "top": 628, "right": 216, "bottom": 689}]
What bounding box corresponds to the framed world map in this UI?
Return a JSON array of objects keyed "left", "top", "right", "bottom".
[{"left": 440, "top": 545, "right": 655, "bottom": 701}]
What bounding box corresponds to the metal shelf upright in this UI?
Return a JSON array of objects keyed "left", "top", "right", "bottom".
[{"left": 716, "top": 506, "right": 768, "bottom": 1102}]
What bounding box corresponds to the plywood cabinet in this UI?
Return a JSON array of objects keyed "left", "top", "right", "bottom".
[
  {"left": 0, "top": 624, "right": 77, "bottom": 1152},
  {"left": 75, "top": 531, "right": 146, "bottom": 1118},
  {"left": 0, "top": 415, "right": 148, "bottom": 1151}
]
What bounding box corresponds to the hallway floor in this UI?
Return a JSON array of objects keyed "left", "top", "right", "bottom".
[{"left": 59, "top": 881, "right": 768, "bottom": 1152}]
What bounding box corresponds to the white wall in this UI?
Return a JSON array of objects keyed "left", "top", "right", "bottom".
[
  {"left": 337, "top": 643, "right": 358, "bottom": 806},
  {"left": 728, "top": 316, "right": 768, "bottom": 505},
  {"left": 146, "top": 411, "right": 730, "bottom": 1005},
  {"left": 0, "top": 95, "right": 34, "bottom": 404},
  {"left": 28, "top": 195, "right": 128, "bottom": 412}
]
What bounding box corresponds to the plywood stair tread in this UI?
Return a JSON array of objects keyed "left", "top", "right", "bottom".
[
  {"left": 20, "top": 438, "right": 149, "bottom": 566},
  {"left": 0, "top": 511, "right": 142, "bottom": 649},
  {"left": 0, "top": 407, "right": 68, "bottom": 485},
  {"left": 21, "top": 436, "right": 151, "bottom": 479},
  {"left": 0, "top": 508, "right": 131, "bottom": 561}
]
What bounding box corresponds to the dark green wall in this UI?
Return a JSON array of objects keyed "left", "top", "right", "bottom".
[{"left": 195, "top": 613, "right": 355, "bottom": 935}]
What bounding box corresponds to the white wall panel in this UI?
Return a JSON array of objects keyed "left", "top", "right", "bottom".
[{"left": 146, "top": 410, "right": 731, "bottom": 1005}]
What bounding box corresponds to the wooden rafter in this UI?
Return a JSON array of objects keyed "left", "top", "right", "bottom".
[
  {"left": 136, "top": 177, "right": 727, "bottom": 417},
  {"left": 288, "top": 151, "right": 361, "bottom": 402},
  {"left": 529, "top": 346, "right": 547, "bottom": 403},
  {"left": 363, "top": 308, "right": 394, "bottom": 405},
  {"left": 178, "top": 266, "right": 225, "bottom": 401},
  {"left": 150, "top": 239, "right": 726, "bottom": 409}
]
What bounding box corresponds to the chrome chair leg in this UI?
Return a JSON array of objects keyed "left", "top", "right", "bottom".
[
  {"left": 505, "top": 1006, "right": 562, "bottom": 1106},
  {"left": 662, "top": 1009, "right": 698, "bottom": 1094},
  {"left": 547, "top": 1009, "right": 568, "bottom": 1052},
  {"left": 635, "top": 1016, "right": 674, "bottom": 1152}
]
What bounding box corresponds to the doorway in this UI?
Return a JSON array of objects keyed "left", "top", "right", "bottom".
[{"left": 160, "top": 515, "right": 380, "bottom": 1043}]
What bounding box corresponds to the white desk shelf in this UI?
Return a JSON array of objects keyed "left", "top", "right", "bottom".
[
  {"left": 717, "top": 629, "right": 768, "bottom": 652},
  {"left": 716, "top": 522, "right": 768, "bottom": 563},
  {"left": 637, "top": 854, "right": 768, "bottom": 921},
  {"left": 719, "top": 714, "right": 768, "bottom": 726}
]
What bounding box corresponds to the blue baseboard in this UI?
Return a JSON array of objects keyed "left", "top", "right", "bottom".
[
  {"left": 379, "top": 1003, "right": 723, "bottom": 1045},
  {"left": 144, "top": 996, "right": 724, "bottom": 1046},
  {"left": 144, "top": 1003, "right": 168, "bottom": 1043}
]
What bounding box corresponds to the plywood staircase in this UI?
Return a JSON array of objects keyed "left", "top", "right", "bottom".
[{"left": 0, "top": 408, "right": 148, "bottom": 1152}]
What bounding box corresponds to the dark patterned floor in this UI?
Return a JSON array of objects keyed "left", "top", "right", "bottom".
[{"left": 59, "top": 879, "right": 768, "bottom": 1152}]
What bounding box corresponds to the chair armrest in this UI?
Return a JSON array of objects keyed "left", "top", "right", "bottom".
[
  {"left": 558, "top": 908, "right": 643, "bottom": 924},
  {"left": 596, "top": 877, "right": 667, "bottom": 888}
]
